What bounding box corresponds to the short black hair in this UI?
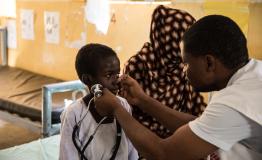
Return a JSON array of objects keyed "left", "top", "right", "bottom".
[
  {"left": 182, "top": 15, "right": 248, "bottom": 69},
  {"left": 75, "top": 43, "right": 118, "bottom": 81}
]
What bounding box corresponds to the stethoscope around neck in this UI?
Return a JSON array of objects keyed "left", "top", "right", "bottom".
[{"left": 72, "top": 84, "right": 122, "bottom": 160}]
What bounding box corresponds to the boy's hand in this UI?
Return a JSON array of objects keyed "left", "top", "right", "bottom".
[
  {"left": 94, "top": 88, "right": 120, "bottom": 116},
  {"left": 119, "top": 75, "right": 147, "bottom": 106}
]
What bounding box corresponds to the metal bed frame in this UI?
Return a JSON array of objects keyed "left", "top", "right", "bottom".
[
  {"left": 42, "top": 80, "right": 86, "bottom": 137},
  {"left": 1, "top": 26, "right": 87, "bottom": 137}
]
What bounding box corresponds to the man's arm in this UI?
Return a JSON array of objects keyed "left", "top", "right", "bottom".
[
  {"left": 120, "top": 75, "right": 196, "bottom": 132},
  {"left": 94, "top": 76, "right": 217, "bottom": 159},
  {"left": 113, "top": 103, "right": 217, "bottom": 160},
  {"left": 135, "top": 94, "right": 196, "bottom": 132}
]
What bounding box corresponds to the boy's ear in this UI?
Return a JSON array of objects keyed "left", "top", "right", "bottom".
[{"left": 82, "top": 74, "right": 93, "bottom": 85}]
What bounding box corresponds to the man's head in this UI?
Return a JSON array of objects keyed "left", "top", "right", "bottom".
[
  {"left": 181, "top": 15, "right": 249, "bottom": 92},
  {"left": 75, "top": 43, "right": 120, "bottom": 94}
]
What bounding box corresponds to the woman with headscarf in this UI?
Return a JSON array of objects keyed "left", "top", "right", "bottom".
[{"left": 124, "top": 5, "right": 206, "bottom": 139}]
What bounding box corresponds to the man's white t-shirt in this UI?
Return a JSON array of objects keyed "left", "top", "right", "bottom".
[
  {"left": 59, "top": 96, "right": 138, "bottom": 160},
  {"left": 189, "top": 59, "right": 262, "bottom": 160}
]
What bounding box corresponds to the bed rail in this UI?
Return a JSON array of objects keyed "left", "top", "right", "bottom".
[{"left": 42, "top": 80, "right": 87, "bottom": 137}]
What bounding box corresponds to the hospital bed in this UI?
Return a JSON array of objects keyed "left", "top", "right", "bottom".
[
  {"left": 0, "top": 27, "right": 87, "bottom": 137},
  {"left": 0, "top": 135, "right": 60, "bottom": 160}
]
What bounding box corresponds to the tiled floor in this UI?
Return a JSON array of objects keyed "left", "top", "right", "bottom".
[{"left": 0, "top": 119, "right": 40, "bottom": 149}]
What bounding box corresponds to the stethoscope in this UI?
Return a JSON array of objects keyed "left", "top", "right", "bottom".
[{"left": 72, "top": 85, "right": 122, "bottom": 160}]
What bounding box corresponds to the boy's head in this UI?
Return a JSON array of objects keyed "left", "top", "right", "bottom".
[{"left": 75, "top": 43, "right": 120, "bottom": 95}]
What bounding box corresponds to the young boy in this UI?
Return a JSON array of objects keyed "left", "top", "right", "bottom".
[{"left": 59, "top": 43, "right": 138, "bottom": 160}]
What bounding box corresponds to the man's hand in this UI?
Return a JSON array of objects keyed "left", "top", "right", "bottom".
[
  {"left": 94, "top": 88, "right": 120, "bottom": 116},
  {"left": 119, "top": 75, "right": 147, "bottom": 106}
]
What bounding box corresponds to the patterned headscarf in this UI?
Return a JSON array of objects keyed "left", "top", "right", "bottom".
[{"left": 124, "top": 5, "right": 206, "bottom": 138}]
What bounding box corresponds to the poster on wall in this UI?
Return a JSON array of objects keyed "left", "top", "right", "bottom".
[
  {"left": 20, "top": 9, "right": 35, "bottom": 40},
  {"left": 44, "top": 11, "right": 60, "bottom": 44},
  {"left": 6, "top": 19, "right": 17, "bottom": 49},
  {"left": 85, "top": 0, "right": 110, "bottom": 35}
]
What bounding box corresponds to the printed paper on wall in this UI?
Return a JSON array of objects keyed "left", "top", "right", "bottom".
[
  {"left": 7, "top": 19, "right": 17, "bottom": 49},
  {"left": 44, "top": 11, "right": 60, "bottom": 44},
  {"left": 85, "top": 0, "right": 110, "bottom": 35},
  {"left": 20, "top": 9, "right": 35, "bottom": 40}
]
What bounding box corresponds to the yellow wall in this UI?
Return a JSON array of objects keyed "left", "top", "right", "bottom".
[
  {"left": 2, "top": 0, "right": 262, "bottom": 81},
  {"left": 11, "top": 1, "right": 85, "bottom": 80},
  {"left": 248, "top": 3, "right": 262, "bottom": 59}
]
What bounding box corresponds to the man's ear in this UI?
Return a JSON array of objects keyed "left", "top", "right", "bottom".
[{"left": 205, "top": 54, "right": 216, "bottom": 72}]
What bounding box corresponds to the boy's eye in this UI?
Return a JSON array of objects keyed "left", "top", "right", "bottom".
[
  {"left": 106, "top": 74, "right": 111, "bottom": 78},
  {"left": 105, "top": 73, "right": 119, "bottom": 79}
]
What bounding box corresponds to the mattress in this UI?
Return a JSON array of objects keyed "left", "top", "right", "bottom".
[
  {"left": 0, "top": 135, "right": 60, "bottom": 160},
  {"left": 0, "top": 66, "right": 73, "bottom": 123}
]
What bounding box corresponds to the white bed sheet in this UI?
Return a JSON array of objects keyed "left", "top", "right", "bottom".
[{"left": 0, "top": 135, "right": 60, "bottom": 160}]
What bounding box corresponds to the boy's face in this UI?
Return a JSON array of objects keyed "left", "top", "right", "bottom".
[{"left": 90, "top": 56, "right": 120, "bottom": 95}]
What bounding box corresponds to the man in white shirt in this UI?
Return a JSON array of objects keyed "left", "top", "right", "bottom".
[
  {"left": 189, "top": 58, "right": 262, "bottom": 160},
  {"left": 94, "top": 15, "right": 262, "bottom": 160}
]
